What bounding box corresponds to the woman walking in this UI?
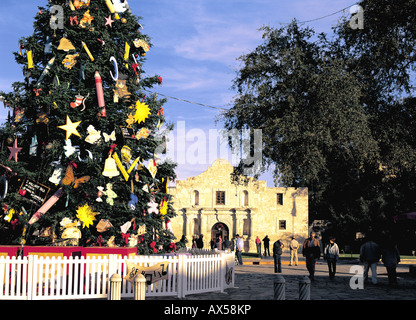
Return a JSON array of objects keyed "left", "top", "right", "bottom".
[{"left": 324, "top": 237, "right": 339, "bottom": 279}]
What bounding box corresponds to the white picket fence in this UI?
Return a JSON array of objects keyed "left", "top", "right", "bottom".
[{"left": 0, "top": 251, "right": 235, "bottom": 300}]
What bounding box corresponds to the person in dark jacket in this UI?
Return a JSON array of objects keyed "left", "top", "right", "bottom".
[
  {"left": 263, "top": 235, "right": 270, "bottom": 256},
  {"left": 381, "top": 236, "right": 401, "bottom": 287},
  {"left": 302, "top": 232, "right": 321, "bottom": 281},
  {"left": 360, "top": 236, "right": 381, "bottom": 285},
  {"left": 273, "top": 239, "right": 284, "bottom": 273}
]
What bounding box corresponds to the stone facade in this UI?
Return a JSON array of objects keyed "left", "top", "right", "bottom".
[{"left": 168, "top": 159, "right": 309, "bottom": 252}]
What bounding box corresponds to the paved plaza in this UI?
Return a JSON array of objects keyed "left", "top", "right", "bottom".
[{"left": 150, "top": 254, "right": 416, "bottom": 301}]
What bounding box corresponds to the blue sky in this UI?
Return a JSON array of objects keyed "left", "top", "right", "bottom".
[{"left": 0, "top": 0, "right": 358, "bottom": 185}]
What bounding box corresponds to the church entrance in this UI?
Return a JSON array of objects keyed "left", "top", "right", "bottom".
[{"left": 211, "top": 222, "right": 229, "bottom": 249}]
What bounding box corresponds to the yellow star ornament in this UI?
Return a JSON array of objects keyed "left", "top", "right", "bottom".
[
  {"left": 134, "top": 101, "right": 150, "bottom": 124},
  {"left": 76, "top": 204, "right": 99, "bottom": 229},
  {"left": 58, "top": 115, "right": 82, "bottom": 140}
]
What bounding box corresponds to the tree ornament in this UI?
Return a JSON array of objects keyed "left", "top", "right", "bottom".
[
  {"left": 114, "top": 80, "right": 131, "bottom": 102},
  {"left": 36, "top": 57, "right": 55, "bottom": 86},
  {"left": 105, "top": 0, "right": 120, "bottom": 20},
  {"left": 113, "top": 0, "right": 130, "bottom": 13},
  {"left": 128, "top": 193, "right": 138, "bottom": 210},
  {"left": 61, "top": 164, "right": 90, "bottom": 188},
  {"left": 136, "top": 127, "right": 150, "bottom": 140},
  {"left": 112, "top": 152, "right": 129, "bottom": 181},
  {"left": 29, "top": 135, "right": 38, "bottom": 156},
  {"left": 81, "top": 41, "right": 94, "bottom": 62},
  {"left": 96, "top": 186, "right": 104, "bottom": 202},
  {"left": 133, "top": 38, "right": 150, "bottom": 56},
  {"left": 147, "top": 159, "right": 157, "bottom": 179},
  {"left": 103, "top": 183, "right": 118, "bottom": 205},
  {"left": 147, "top": 197, "right": 159, "bottom": 215},
  {"left": 160, "top": 198, "right": 167, "bottom": 216},
  {"left": 134, "top": 100, "right": 150, "bottom": 123},
  {"left": 49, "top": 164, "right": 65, "bottom": 185},
  {"left": 124, "top": 42, "right": 130, "bottom": 68},
  {"left": 109, "top": 56, "right": 119, "bottom": 81},
  {"left": 96, "top": 219, "right": 113, "bottom": 233},
  {"left": 62, "top": 53, "right": 79, "bottom": 69},
  {"left": 27, "top": 50, "right": 34, "bottom": 69},
  {"left": 58, "top": 115, "right": 82, "bottom": 140},
  {"left": 57, "top": 37, "right": 75, "bottom": 52},
  {"left": 105, "top": 15, "right": 114, "bottom": 28},
  {"left": 8, "top": 139, "right": 22, "bottom": 162},
  {"left": 63, "top": 139, "right": 78, "bottom": 157},
  {"left": 70, "top": 93, "right": 89, "bottom": 109},
  {"left": 121, "top": 145, "right": 132, "bottom": 163},
  {"left": 102, "top": 154, "right": 120, "bottom": 178},
  {"left": 76, "top": 203, "right": 99, "bottom": 228},
  {"left": 95, "top": 71, "right": 106, "bottom": 117},
  {"left": 103, "top": 130, "right": 116, "bottom": 142},
  {"left": 85, "top": 125, "right": 101, "bottom": 144},
  {"left": 28, "top": 188, "right": 64, "bottom": 225},
  {"left": 79, "top": 10, "right": 94, "bottom": 30},
  {"left": 73, "top": 0, "right": 90, "bottom": 9},
  {"left": 70, "top": 16, "right": 79, "bottom": 26}
]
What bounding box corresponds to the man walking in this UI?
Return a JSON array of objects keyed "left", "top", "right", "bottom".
[
  {"left": 360, "top": 235, "right": 381, "bottom": 284},
  {"left": 289, "top": 236, "right": 299, "bottom": 266},
  {"left": 235, "top": 234, "right": 244, "bottom": 265},
  {"left": 302, "top": 232, "right": 321, "bottom": 281}
]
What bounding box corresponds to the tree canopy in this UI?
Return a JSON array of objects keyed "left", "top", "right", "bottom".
[{"left": 222, "top": 0, "right": 416, "bottom": 241}]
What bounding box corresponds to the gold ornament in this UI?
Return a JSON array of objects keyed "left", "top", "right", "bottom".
[
  {"left": 76, "top": 204, "right": 99, "bottom": 229},
  {"left": 134, "top": 100, "right": 150, "bottom": 123},
  {"left": 57, "top": 37, "right": 75, "bottom": 52},
  {"left": 58, "top": 115, "right": 81, "bottom": 140},
  {"left": 62, "top": 53, "right": 79, "bottom": 69}
]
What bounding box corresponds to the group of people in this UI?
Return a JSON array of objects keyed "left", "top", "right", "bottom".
[
  {"left": 298, "top": 232, "right": 401, "bottom": 286},
  {"left": 189, "top": 231, "right": 401, "bottom": 286}
]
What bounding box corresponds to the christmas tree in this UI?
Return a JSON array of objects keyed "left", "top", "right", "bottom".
[{"left": 0, "top": 0, "right": 178, "bottom": 254}]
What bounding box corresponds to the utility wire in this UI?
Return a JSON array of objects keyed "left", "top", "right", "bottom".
[
  {"left": 144, "top": 89, "right": 231, "bottom": 112},
  {"left": 278, "top": 2, "right": 360, "bottom": 25}
]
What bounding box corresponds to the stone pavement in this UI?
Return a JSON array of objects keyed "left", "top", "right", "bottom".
[{"left": 149, "top": 254, "right": 416, "bottom": 301}]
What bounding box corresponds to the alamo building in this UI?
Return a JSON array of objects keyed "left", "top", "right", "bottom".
[{"left": 168, "top": 159, "right": 309, "bottom": 252}]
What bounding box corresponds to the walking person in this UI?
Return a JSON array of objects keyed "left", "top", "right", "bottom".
[
  {"left": 255, "top": 236, "right": 262, "bottom": 258},
  {"left": 289, "top": 236, "right": 299, "bottom": 266},
  {"left": 359, "top": 235, "right": 381, "bottom": 285},
  {"left": 324, "top": 236, "right": 339, "bottom": 279},
  {"left": 235, "top": 234, "right": 244, "bottom": 265},
  {"left": 262, "top": 235, "right": 270, "bottom": 256},
  {"left": 381, "top": 236, "right": 401, "bottom": 287},
  {"left": 273, "top": 239, "right": 284, "bottom": 273},
  {"left": 302, "top": 232, "right": 321, "bottom": 281}
]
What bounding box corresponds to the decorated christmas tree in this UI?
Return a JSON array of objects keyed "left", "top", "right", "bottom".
[{"left": 0, "top": 0, "right": 178, "bottom": 254}]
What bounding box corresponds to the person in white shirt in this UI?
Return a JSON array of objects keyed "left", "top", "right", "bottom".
[
  {"left": 324, "top": 236, "right": 339, "bottom": 279},
  {"left": 235, "top": 234, "right": 244, "bottom": 265}
]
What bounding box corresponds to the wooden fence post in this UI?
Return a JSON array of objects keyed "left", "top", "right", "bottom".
[
  {"left": 109, "top": 273, "right": 122, "bottom": 300},
  {"left": 134, "top": 274, "right": 146, "bottom": 300}
]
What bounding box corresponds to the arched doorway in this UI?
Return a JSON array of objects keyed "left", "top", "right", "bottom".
[{"left": 211, "top": 222, "right": 229, "bottom": 249}]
